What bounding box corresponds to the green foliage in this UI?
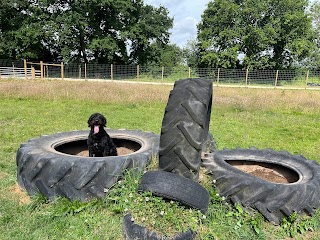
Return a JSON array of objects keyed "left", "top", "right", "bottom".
[
  {"left": 279, "top": 211, "right": 319, "bottom": 238},
  {"left": 182, "top": 39, "right": 199, "bottom": 67},
  {"left": 197, "top": 0, "right": 316, "bottom": 69},
  {"left": 128, "top": 5, "right": 174, "bottom": 65},
  {"left": 225, "top": 203, "right": 263, "bottom": 235},
  {"left": 306, "top": 1, "right": 320, "bottom": 68},
  {"left": 50, "top": 198, "right": 102, "bottom": 217},
  {"left": 0, "top": 0, "right": 173, "bottom": 65}
]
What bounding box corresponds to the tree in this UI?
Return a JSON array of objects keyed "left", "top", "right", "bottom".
[
  {"left": 144, "top": 43, "right": 182, "bottom": 67},
  {"left": 197, "top": 0, "right": 315, "bottom": 69},
  {"left": 0, "top": 0, "right": 173, "bottom": 64},
  {"left": 158, "top": 44, "right": 183, "bottom": 67},
  {"left": 182, "top": 38, "right": 199, "bottom": 67},
  {"left": 306, "top": 1, "right": 320, "bottom": 68},
  {"left": 128, "top": 5, "right": 173, "bottom": 65},
  {"left": 0, "top": 0, "right": 56, "bottom": 61}
]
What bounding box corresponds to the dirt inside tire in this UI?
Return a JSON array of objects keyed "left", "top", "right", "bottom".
[
  {"left": 55, "top": 138, "right": 138, "bottom": 157},
  {"left": 75, "top": 147, "right": 134, "bottom": 157},
  {"left": 227, "top": 160, "right": 299, "bottom": 184}
]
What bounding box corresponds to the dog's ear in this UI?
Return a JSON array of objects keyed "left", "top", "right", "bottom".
[
  {"left": 87, "top": 113, "right": 96, "bottom": 127},
  {"left": 102, "top": 115, "right": 107, "bottom": 127}
]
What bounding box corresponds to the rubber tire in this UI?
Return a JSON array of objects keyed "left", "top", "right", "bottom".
[
  {"left": 123, "top": 214, "right": 196, "bottom": 240},
  {"left": 202, "top": 148, "right": 320, "bottom": 225},
  {"left": 137, "top": 171, "right": 210, "bottom": 214},
  {"left": 159, "top": 78, "right": 213, "bottom": 181},
  {"left": 16, "top": 129, "right": 159, "bottom": 201}
]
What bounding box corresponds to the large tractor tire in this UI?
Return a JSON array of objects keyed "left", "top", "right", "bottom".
[
  {"left": 202, "top": 148, "right": 320, "bottom": 225},
  {"left": 16, "top": 129, "right": 159, "bottom": 201},
  {"left": 159, "top": 78, "right": 213, "bottom": 181}
]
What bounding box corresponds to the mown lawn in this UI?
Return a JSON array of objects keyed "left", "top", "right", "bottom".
[{"left": 0, "top": 79, "right": 320, "bottom": 239}]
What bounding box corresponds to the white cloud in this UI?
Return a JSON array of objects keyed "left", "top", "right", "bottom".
[
  {"left": 174, "top": 17, "right": 197, "bottom": 33},
  {"left": 144, "top": 0, "right": 210, "bottom": 47}
]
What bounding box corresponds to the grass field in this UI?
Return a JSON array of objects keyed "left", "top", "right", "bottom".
[{"left": 0, "top": 79, "right": 320, "bottom": 239}]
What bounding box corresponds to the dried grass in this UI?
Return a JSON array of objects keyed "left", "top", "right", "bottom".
[
  {"left": 214, "top": 87, "right": 320, "bottom": 113},
  {"left": 1, "top": 79, "right": 320, "bottom": 112},
  {"left": 0, "top": 79, "right": 172, "bottom": 104}
]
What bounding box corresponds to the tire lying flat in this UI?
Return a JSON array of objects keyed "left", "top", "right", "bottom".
[
  {"left": 16, "top": 129, "right": 159, "bottom": 201},
  {"left": 159, "top": 78, "right": 213, "bottom": 181},
  {"left": 202, "top": 148, "right": 320, "bottom": 225},
  {"left": 138, "top": 171, "right": 210, "bottom": 214}
]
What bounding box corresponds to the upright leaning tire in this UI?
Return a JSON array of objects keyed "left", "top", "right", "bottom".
[
  {"left": 159, "top": 78, "right": 213, "bottom": 180},
  {"left": 16, "top": 129, "right": 159, "bottom": 201},
  {"left": 202, "top": 148, "right": 320, "bottom": 225}
]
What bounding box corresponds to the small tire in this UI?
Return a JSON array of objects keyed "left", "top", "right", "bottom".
[
  {"left": 123, "top": 214, "right": 196, "bottom": 240},
  {"left": 137, "top": 171, "right": 210, "bottom": 214},
  {"left": 16, "top": 129, "right": 159, "bottom": 201},
  {"left": 159, "top": 78, "right": 213, "bottom": 180},
  {"left": 202, "top": 148, "right": 320, "bottom": 225}
]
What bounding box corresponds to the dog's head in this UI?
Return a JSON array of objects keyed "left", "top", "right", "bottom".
[{"left": 87, "top": 113, "right": 107, "bottom": 134}]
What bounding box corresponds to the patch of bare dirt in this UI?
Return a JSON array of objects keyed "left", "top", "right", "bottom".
[{"left": 10, "top": 184, "right": 30, "bottom": 205}]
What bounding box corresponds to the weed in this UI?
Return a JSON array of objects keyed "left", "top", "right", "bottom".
[
  {"left": 225, "top": 203, "right": 264, "bottom": 235},
  {"left": 50, "top": 198, "right": 102, "bottom": 217},
  {"left": 279, "top": 212, "right": 319, "bottom": 238}
]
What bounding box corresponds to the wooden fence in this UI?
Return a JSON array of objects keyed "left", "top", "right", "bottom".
[{"left": 0, "top": 59, "right": 320, "bottom": 89}]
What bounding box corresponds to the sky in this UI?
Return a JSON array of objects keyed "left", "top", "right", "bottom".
[{"left": 144, "top": 0, "right": 211, "bottom": 48}]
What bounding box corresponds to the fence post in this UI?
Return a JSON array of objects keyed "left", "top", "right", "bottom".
[
  {"left": 79, "top": 65, "right": 81, "bottom": 79},
  {"left": 305, "top": 70, "right": 309, "bottom": 89},
  {"left": 188, "top": 67, "right": 191, "bottom": 78},
  {"left": 137, "top": 65, "right": 139, "bottom": 80},
  {"left": 84, "top": 63, "right": 87, "bottom": 81},
  {"left": 40, "top": 61, "right": 43, "bottom": 79},
  {"left": 275, "top": 70, "right": 279, "bottom": 88},
  {"left": 246, "top": 68, "right": 249, "bottom": 87},
  {"left": 217, "top": 68, "right": 220, "bottom": 86},
  {"left": 24, "top": 59, "right": 27, "bottom": 80},
  {"left": 12, "top": 62, "right": 16, "bottom": 78},
  {"left": 32, "top": 67, "right": 35, "bottom": 79},
  {"left": 162, "top": 66, "right": 164, "bottom": 81},
  {"left": 111, "top": 64, "right": 113, "bottom": 80},
  {"left": 61, "top": 62, "right": 64, "bottom": 80},
  {"left": 245, "top": 68, "right": 249, "bottom": 87}
]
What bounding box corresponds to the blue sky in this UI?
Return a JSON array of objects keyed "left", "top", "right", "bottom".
[{"left": 144, "top": 0, "right": 210, "bottom": 48}]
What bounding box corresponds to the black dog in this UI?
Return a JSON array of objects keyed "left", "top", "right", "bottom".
[{"left": 87, "top": 113, "right": 117, "bottom": 157}]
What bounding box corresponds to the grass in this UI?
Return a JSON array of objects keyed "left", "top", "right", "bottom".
[{"left": 0, "top": 79, "right": 320, "bottom": 239}]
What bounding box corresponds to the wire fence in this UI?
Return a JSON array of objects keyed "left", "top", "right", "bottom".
[{"left": 1, "top": 59, "right": 320, "bottom": 89}]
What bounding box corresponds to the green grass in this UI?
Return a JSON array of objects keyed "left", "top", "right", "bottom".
[{"left": 0, "top": 79, "right": 320, "bottom": 239}]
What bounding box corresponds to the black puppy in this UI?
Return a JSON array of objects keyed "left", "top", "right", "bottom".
[{"left": 87, "top": 113, "right": 117, "bottom": 157}]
